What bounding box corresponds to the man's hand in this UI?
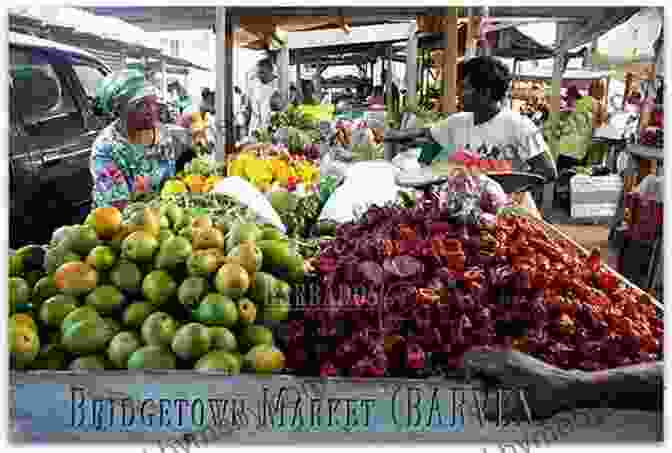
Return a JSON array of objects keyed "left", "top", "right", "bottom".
[
  {"left": 384, "top": 128, "right": 432, "bottom": 144},
  {"left": 463, "top": 348, "right": 582, "bottom": 421}
]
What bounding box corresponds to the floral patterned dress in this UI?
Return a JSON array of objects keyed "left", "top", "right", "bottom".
[{"left": 90, "top": 121, "right": 189, "bottom": 211}]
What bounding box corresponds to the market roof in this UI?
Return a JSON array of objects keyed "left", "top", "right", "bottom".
[
  {"left": 82, "top": 7, "right": 642, "bottom": 54},
  {"left": 9, "top": 30, "right": 102, "bottom": 65},
  {"left": 514, "top": 68, "right": 611, "bottom": 81},
  {"left": 392, "top": 25, "right": 559, "bottom": 61},
  {"left": 9, "top": 8, "right": 210, "bottom": 72}
]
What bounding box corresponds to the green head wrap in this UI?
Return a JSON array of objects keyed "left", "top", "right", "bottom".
[{"left": 94, "top": 69, "right": 160, "bottom": 115}]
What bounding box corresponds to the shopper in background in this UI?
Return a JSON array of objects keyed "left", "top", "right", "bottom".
[
  {"left": 288, "top": 83, "right": 298, "bottom": 105},
  {"left": 168, "top": 80, "right": 193, "bottom": 115},
  {"left": 246, "top": 57, "right": 281, "bottom": 137},
  {"left": 300, "top": 79, "right": 319, "bottom": 105},
  {"left": 90, "top": 70, "right": 190, "bottom": 211},
  {"left": 233, "top": 85, "right": 249, "bottom": 142}
]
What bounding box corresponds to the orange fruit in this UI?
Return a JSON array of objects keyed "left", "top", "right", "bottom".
[
  {"left": 93, "top": 207, "right": 123, "bottom": 239},
  {"left": 54, "top": 261, "right": 98, "bottom": 297}
]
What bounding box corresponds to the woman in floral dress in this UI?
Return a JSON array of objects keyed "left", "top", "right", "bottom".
[{"left": 90, "top": 70, "right": 190, "bottom": 211}]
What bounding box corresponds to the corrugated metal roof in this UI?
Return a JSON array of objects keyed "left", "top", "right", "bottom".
[
  {"left": 9, "top": 31, "right": 103, "bottom": 64},
  {"left": 288, "top": 22, "right": 412, "bottom": 49}
]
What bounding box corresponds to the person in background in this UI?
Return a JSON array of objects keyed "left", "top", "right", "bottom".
[
  {"left": 233, "top": 85, "right": 250, "bottom": 143},
  {"left": 246, "top": 57, "right": 283, "bottom": 137},
  {"left": 90, "top": 70, "right": 191, "bottom": 211},
  {"left": 288, "top": 83, "right": 298, "bottom": 106},
  {"left": 300, "top": 79, "right": 318, "bottom": 105},
  {"left": 385, "top": 56, "right": 557, "bottom": 213},
  {"left": 566, "top": 85, "right": 583, "bottom": 110},
  {"left": 176, "top": 88, "right": 215, "bottom": 148},
  {"left": 168, "top": 81, "right": 193, "bottom": 115},
  {"left": 381, "top": 68, "right": 400, "bottom": 108}
]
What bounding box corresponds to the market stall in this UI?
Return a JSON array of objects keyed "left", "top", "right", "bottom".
[{"left": 9, "top": 6, "right": 663, "bottom": 444}]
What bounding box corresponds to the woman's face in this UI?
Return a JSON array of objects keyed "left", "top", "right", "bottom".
[
  {"left": 126, "top": 96, "right": 160, "bottom": 130},
  {"left": 125, "top": 96, "right": 161, "bottom": 144}
]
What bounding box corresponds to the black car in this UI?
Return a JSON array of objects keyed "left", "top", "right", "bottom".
[{"left": 9, "top": 32, "right": 114, "bottom": 249}]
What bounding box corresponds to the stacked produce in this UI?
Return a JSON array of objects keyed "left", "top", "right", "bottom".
[
  {"left": 9, "top": 199, "right": 308, "bottom": 373},
  {"left": 162, "top": 156, "right": 226, "bottom": 194},
  {"left": 543, "top": 97, "right": 594, "bottom": 161},
  {"left": 284, "top": 200, "right": 663, "bottom": 377},
  {"left": 385, "top": 104, "right": 450, "bottom": 130},
  {"left": 228, "top": 150, "right": 320, "bottom": 194}
]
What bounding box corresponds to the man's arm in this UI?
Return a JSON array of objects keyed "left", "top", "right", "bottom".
[
  {"left": 465, "top": 349, "right": 663, "bottom": 419},
  {"left": 571, "top": 362, "right": 664, "bottom": 412},
  {"left": 384, "top": 127, "right": 434, "bottom": 143},
  {"left": 526, "top": 148, "right": 558, "bottom": 182},
  {"left": 519, "top": 121, "right": 558, "bottom": 182}
]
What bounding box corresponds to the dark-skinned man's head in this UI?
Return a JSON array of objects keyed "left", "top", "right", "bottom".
[{"left": 461, "top": 56, "right": 511, "bottom": 113}]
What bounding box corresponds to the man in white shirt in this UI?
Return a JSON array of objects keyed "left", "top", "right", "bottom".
[
  {"left": 245, "top": 58, "right": 282, "bottom": 138},
  {"left": 386, "top": 56, "right": 557, "bottom": 181}
]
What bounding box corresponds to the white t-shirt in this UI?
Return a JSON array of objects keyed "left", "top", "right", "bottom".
[
  {"left": 246, "top": 77, "right": 279, "bottom": 135},
  {"left": 430, "top": 109, "right": 547, "bottom": 172}
]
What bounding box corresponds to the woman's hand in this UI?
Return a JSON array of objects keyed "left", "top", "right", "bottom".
[{"left": 463, "top": 348, "right": 583, "bottom": 421}]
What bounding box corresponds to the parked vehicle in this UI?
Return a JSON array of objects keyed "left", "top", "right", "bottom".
[{"left": 9, "top": 32, "right": 114, "bottom": 249}]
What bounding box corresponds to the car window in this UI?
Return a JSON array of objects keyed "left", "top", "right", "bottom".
[
  {"left": 10, "top": 47, "right": 78, "bottom": 126},
  {"left": 72, "top": 63, "right": 107, "bottom": 99}
]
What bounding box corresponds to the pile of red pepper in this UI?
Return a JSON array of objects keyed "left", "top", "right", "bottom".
[{"left": 496, "top": 215, "right": 662, "bottom": 353}]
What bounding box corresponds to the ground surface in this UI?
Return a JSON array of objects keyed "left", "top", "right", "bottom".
[{"left": 554, "top": 224, "right": 612, "bottom": 261}]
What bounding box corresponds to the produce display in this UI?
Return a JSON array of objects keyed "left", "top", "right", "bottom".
[
  {"left": 385, "top": 104, "right": 449, "bottom": 130},
  {"left": 9, "top": 200, "right": 309, "bottom": 373},
  {"left": 543, "top": 97, "right": 594, "bottom": 161},
  {"left": 228, "top": 150, "right": 320, "bottom": 194},
  {"left": 286, "top": 199, "right": 663, "bottom": 377},
  {"left": 163, "top": 156, "right": 227, "bottom": 195}
]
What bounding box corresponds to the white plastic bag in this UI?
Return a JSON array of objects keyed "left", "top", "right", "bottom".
[
  {"left": 344, "top": 160, "right": 400, "bottom": 186},
  {"left": 319, "top": 161, "right": 401, "bottom": 224},
  {"left": 391, "top": 149, "right": 422, "bottom": 171},
  {"left": 213, "top": 177, "right": 286, "bottom": 232},
  {"left": 320, "top": 150, "right": 350, "bottom": 183}
]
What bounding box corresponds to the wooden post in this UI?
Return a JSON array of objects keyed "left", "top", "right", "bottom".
[
  {"left": 478, "top": 7, "right": 491, "bottom": 57},
  {"left": 214, "top": 7, "right": 235, "bottom": 162},
  {"left": 549, "top": 21, "right": 568, "bottom": 125},
  {"left": 441, "top": 9, "right": 459, "bottom": 114},
  {"left": 160, "top": 58, "right": 168, "bottom": 100},
  {"left": 464, "top": 8, "right": 479, "bottom": 60},
  {"left": 385, "top": 46, "right": 393, "bottom": 109},
  {"left": 296, "top": 62, "right": 302, "bottom": 102},
  {"left": 405, "top": 21, "right": 418, "bottom": 106},
  {"left": 278, "top": 41, "right": 290, "bottom": 108}
]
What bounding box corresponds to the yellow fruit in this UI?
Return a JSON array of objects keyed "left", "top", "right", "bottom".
[
  {"left": 215, "top": 263, "right": 250, "bottom": 300},
  {"left": 161, "top": 180, "right": 188, "bottom": 199},
  {"left": 10, "top": 313, "right": 38, "bottom": 332},
  {"left": 92, "top": 207, "right": 123, "bottom": 239},
  {"left": 185, "top": 175, "right": 208, "bottom": 193},
  {"left": 10, "top": 325, "right": 40, "bottom": 369}
]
